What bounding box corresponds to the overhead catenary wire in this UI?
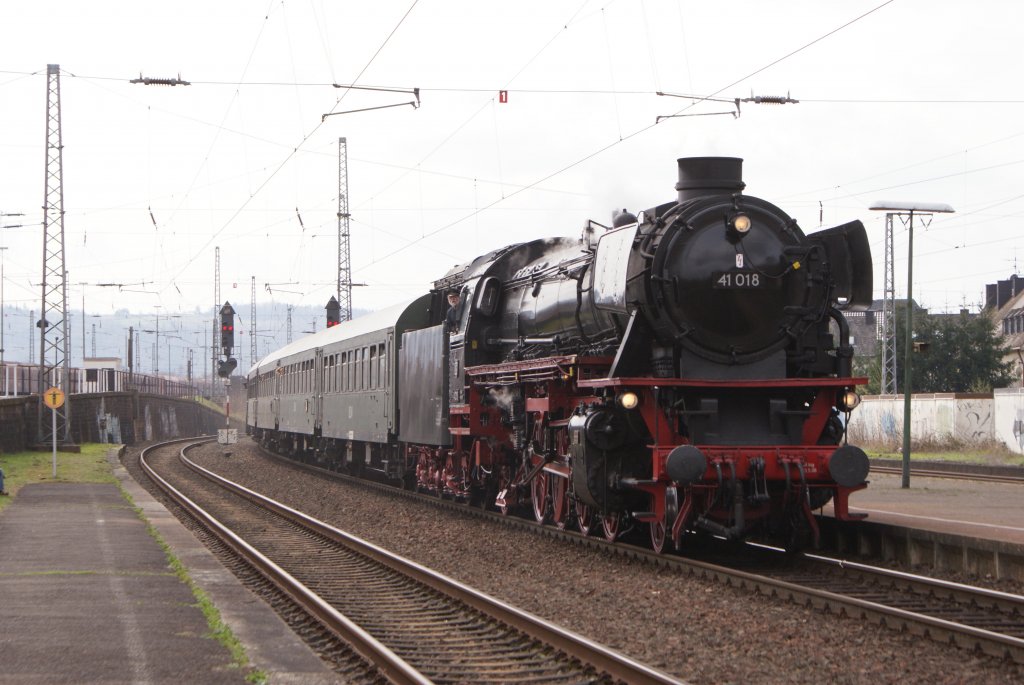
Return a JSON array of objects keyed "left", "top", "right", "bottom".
[{"left": 351, "top": 0, "right": 899, "bottom": 274}]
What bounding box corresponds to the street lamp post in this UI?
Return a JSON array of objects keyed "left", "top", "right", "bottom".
[{"left": 870, "top": 201, "right": 955, "bottom": 489}]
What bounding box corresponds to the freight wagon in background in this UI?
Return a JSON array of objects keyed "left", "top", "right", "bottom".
[{"left": 1, "top": 360, "right": 196, "bottom": 399}]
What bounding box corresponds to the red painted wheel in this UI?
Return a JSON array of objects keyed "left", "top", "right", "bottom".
[
  {"left": 497, "top": 470, "right": 513, "bottom": 516},
  {"left": 649, "top": 520, "right": 667, "bottom": 554},
  {"left": 575, "top": 500, "right": 593, "bottom": 536},
  {"left": 531, "top": 470, "right": 549, "bottom": 524},
  {"left": 602, "top": 511, "right": 621, "bottom": 542},
  {"left": 551, "top": 476, "right": 569, "bottom": 530}
]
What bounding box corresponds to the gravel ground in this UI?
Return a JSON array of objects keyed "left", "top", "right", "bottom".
[{"left": 151, "top": 439, "right": 1024, "bottom": 685}]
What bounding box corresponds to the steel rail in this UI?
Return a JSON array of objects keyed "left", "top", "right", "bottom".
[
  {"left": 251, "top": 442, "right": 1024, "bottom": 663},
  {"left": 871, "top": 463, "right": 1024, "bottom": 485},
  {"left": 139, "top": 438, "right": 430, "bottom": 685},
  {"left": 179, "top": 444, "right": 685, "bottom": 685}
]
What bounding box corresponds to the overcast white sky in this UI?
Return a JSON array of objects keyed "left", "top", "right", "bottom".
[{"left": 1, "top": 0, "right": 1022, "bottom": 324}]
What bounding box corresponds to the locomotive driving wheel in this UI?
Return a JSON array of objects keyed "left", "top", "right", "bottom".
[
  {"left": 601, "top": 511, "right": 621, "bottom": 542},
  {"left": 531, "top": 470, "right": 550, "bottom": 523},
  {"left": 649, "top": 520, "right": 667, "bottom": 554},
  {"left": 550, "top": 475, "right": 569, "bottom": 530},
  {"left": 575, "top": 500, "right": 593, "bottom": 536}
]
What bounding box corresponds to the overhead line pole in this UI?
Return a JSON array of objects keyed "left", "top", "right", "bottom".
[
  {"left": 881, "top": 214, "right": 897, "bottom": 395},
  {"left": 338, "top": 137, "right": 353, "bottom": 322},
  {"left": 213, "top": 246, "right": 220, "bottom": 400},
  {"left": 250, "top": 276, "right": 257, "bottom": 369},
  {"left": 871, "top": 201, "right": 955, "bottom": 489},
  {"left": 38, "top": 63, "right": 71, "bottom": 447}
]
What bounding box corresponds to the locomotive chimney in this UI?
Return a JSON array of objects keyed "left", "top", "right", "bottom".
[{"left": 675, "top": 157, "right": 745, "bottom": 203}]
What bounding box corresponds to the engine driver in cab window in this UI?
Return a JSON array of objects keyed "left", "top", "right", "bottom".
[{"left": 445, "top": 290, "right": 461, "bottom": 333}]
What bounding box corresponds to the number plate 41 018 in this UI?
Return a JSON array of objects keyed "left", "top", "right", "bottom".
[{"left": 711, "top": 271, "right": 774, "bottom": 289}]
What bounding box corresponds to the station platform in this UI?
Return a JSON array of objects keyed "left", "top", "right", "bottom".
[
  {"left": 820, "top": 468, "right": 1024, "bottom": 580},
  {"left": 841, "top": 470, "right": 1024, "bottom": 546},
  {"left": 0, "top": 449, "right": 336, "bottom": 684}
]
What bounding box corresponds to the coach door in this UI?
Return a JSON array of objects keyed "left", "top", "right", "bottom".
[
  {"left": 385, "top": 332, "right": 393, "bottom": 425},
  {"left": 314, "top": 348, "right": 324, "bottom": 433}
]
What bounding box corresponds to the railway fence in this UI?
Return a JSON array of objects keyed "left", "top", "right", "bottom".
[{"left": 0, "top": 362, "right": 228, "bottom": 453}]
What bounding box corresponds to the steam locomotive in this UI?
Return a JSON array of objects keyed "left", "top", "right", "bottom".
[{"left": 246, "top": 157, "right": 873, "bottom": 552}]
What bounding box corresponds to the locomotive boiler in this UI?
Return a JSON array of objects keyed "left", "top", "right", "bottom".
[{"left": 247, "top": 156, "right": 873, "bottom": 553}]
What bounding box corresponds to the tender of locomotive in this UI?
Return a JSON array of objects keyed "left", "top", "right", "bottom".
[{"left": 247, "top": 156, "right": 873, "bottom": 552}]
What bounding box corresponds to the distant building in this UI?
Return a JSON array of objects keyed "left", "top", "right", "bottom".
[
  {"left": 987, "top": 276, "right": 1024, "bottom": 388},
  {"left": 986, "top": 274, "right": 1024, "bottom": 311},
  {"left": 844, "top": 298, "right": 927, "bottom": 359},
  {"left": 83, "top": 357, "right": 122, "bottom": 371}
]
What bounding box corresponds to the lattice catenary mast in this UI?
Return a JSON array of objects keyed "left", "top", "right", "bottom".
[
  {"left": 212, "top": 246, "right": 221, "bottom": 399},
  {"left": 881, "top": 214, "right": 897, "bottom": 395},
  {"left": 250, "top": 275, "right": 257, "bottom": 369},
  {"left": 38, "top": 63, "right": 71, "bottom": 444},
  {"left": 337, "top": 137, "right": 353, "bottom": 322}
]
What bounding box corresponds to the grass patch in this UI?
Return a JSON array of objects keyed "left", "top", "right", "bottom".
[
  {"left": 863, "top": 439, "right": 1024, "bottom": 467},
  {"left": 119, "top": 485, "right": 266, "bottom": 683},
  {"left": 0, "top": 443, "right": 265, "bottom": 683},
  {"left": 0, "top": 443, "right": 117, "bottom": 510}
]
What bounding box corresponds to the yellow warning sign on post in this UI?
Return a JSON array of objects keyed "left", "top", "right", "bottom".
[{"left": 43, "top": 387, "right": 65, "bottom": 409}]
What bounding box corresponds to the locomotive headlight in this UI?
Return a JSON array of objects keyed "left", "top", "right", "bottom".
[
  {"left": 837, "top": 389, "right": 861, "bottom": 412},
  {"left": 618, "top": 391, "right": 639, "bottom": 410},
  {"left": 730, "top": 213, "right": 752, "bottom": 234}
]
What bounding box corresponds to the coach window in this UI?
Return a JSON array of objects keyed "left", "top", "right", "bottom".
[
  {"left": 346, "top": 350, "right": 352, "bottom": 392},
  {"left": 372, "top": 344, "right": 380, "bottom": 387},
  {"left": 364, "top": 344, "right": 372, "bottom": 387},
  {"left": 378, "top": 343, "right": 386, "bottom": 388},
  {"left": 350, "top": 349, "right": 357, "bottom": 391}
]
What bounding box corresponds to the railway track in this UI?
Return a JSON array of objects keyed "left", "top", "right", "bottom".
[
  {"left": 246, "top": 442, "right": 1024, "bottom": 665},
  {"left": 140, "top": 438, "right": 683, "bottom": 685},
  {"left": 870, "top": 460, "right": 1024, "bottom": 485}
]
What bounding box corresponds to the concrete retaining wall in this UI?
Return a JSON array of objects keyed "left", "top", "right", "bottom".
[
  {"left": 849, "top": 390, "right": 1024, "bottom": 453},
  {"left": 0, "top": 393, "right": 224, "bottom": 452},
  {"left": 994, "top": 387, "right": 1024, "bottom": 454},
  {"left": 848, "top": 393, "right": 993, "bottom": 445}
]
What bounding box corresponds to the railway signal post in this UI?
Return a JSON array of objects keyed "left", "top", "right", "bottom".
[{"left": 218, "top": 302, "right": 237, "bottom": 426}]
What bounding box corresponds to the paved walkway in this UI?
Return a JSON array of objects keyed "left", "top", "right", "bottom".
[
  {"left": 832, "top": 470, "right": 1024, "bottom": 546},
  {"left": 0, "top": 449, "right": 337, "bottom": 684}
]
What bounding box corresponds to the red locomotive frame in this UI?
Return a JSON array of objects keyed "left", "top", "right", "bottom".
[{"left": 411, "top": 353, "right": 866, "bottom": 553}]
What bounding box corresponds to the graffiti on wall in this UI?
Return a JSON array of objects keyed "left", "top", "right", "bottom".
[{"left": 956, "top": 399, "right": 993, "bottom": 442}]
